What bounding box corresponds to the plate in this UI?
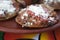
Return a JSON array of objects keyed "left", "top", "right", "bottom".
[{"left": 0, "top": 10, "right": 60, "bottom": 34}]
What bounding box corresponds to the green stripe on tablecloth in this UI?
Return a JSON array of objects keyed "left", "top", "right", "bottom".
[{"left": 0, "top": 32, "right": 4, "bottom": 40}]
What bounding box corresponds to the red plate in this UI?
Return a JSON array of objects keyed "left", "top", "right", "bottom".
[{"left": 0, "top": 10, "right": 60, "bottom": 34}]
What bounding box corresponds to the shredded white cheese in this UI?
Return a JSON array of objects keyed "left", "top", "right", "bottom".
[
  {"left": 0, "top": 0, "right": 16, "bottom": 14},
  {"left": 30, "top": 23, "right": 33, "bottom": 25},
  {"left": 21, "top": 4, "right": 56, "bottom": 26},
  {"left": 27, "top": 5, "right": 49, "bottom": 19},
  {"left": 23, "top": 12, "right": 28, "bottom": 16},
  {"left": 49, "top": 17, "right": 55, "bottom": 21},
  {"left": 21, "top": 16, "right": 24, "bottom": 19},
  {"left": 0, "top": 10, "right": 4, "bottom": 14}
]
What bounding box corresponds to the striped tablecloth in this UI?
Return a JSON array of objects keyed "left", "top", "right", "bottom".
[{"left": 0, "top": 28, "right": 60, "bottom": 40}]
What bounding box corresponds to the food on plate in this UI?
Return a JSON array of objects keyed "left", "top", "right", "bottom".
[
  {"left": 16, "top": 4, "right": 58, "bottom": 28},
  {"left": 41, "top": 0, "right": 60, "bottom": 9},
  {"left": 0, "top": 0, "right": 19, "bottom": 20}
]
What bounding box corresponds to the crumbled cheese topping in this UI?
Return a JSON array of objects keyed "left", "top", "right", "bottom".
[
  {"left": 0, "top": 0, "right": 16, "bottom": 14},
  {"left": 7, "top": 8, "right": 16, "bottom": 13},
  {"left": 27, "top": 5, "right": 49, "bottom": 19},
  {"left": 21, "top": 4, "right": 56, "bottom": 26},
  {"left": 22, "top": 22, "right": 33, "bottom": 27},
  {"left": 0, "top": 10, "right": 4, "bottom": 14},
  {"left": 21, "top": 16, "right": 24, "bottom": 19},
  {"left": 32, "top": 19, "right": 36, "bottom": 22},
  {"left": 31, "top": 23, "right": 33, "bottom": 25},
  {"left": 0, "top": 10, "right": 5, "bottom": 16},
  {"left": 23, "top": 12, "right": 28, "bottom": 16},
  {"left": 49, "top": 17, "right": 55, "bottom": 21}
]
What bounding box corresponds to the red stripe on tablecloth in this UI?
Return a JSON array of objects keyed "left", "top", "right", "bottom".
[
  {"left": 4, "top": 33, "right": 39, "bottom": 40},
  {"left": 4, "top": 33, "right": 23, "bottom": 40},
  {"left": 55, "top": 28, "right": 60, "bottom": 40}
]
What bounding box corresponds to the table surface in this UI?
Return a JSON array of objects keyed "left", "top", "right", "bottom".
[{"left": 0, "top": 27, "right": 60, "bottom": 40}]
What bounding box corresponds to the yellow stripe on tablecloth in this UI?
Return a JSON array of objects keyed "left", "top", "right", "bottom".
[{"left": 40, "top": 31, "right": 55, "bottom": 40}]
